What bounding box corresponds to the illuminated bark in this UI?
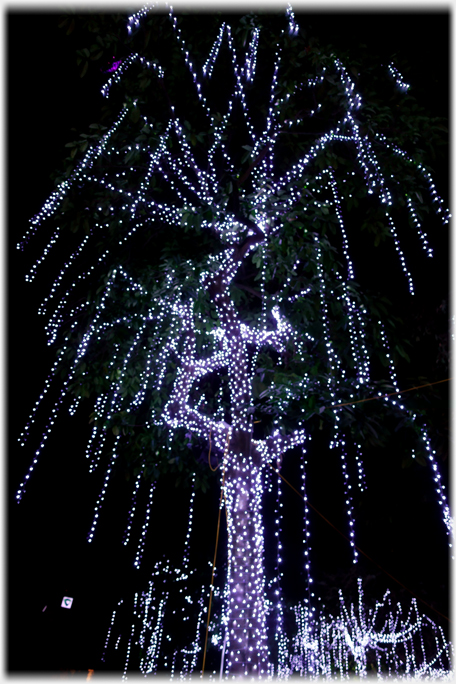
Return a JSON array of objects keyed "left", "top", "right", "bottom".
[{"left": 224, "top": 446, "right": 269, "bottom": 676}]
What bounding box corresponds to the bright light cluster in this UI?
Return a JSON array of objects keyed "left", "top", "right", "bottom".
[
  {"left": 104, "top": 499, "right": 453, "bottom": 679},
  {"left": 388, "top": 62, "right": 411, "bottom": 92},
  {"left": 284, "top": 578, "right": 452, "bottom": 679},
  {"left": 101, "top": 52, "right": 164, "bottom": 98}
]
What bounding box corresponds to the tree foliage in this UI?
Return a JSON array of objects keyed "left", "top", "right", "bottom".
[{"left": 24, "top": 10, "right": 446, "bottom": 490}]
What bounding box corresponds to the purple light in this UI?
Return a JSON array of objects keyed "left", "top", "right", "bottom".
[{"left": 103, "top": 57, "right": 123, "bottom": 73}]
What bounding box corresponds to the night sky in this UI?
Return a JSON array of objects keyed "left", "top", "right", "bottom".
[{"left": 7, "top": 6, "right": 451, "bottom": 677}]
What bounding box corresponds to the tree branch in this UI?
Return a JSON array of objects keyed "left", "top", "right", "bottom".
[
  {"left": 234, "top": 283, "right": 263, "bottom": 299},
  {"left": 265, "top": 427, "right": 307, "bottom": 465},
  {"left": 237, "top": 143, "right": 271, "bottom": 187}
]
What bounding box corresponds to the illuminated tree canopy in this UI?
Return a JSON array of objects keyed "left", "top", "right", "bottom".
[{"left": 15, "top": 5, "right": 451, "bottom": 678}]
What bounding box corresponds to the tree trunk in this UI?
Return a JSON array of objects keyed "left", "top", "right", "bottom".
[{"left": 223, "top": 434, "right": 270, "bottom": 677}]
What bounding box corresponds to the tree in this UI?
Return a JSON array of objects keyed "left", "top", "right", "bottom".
[{"left": 14, "top": 5, "right": 451, "bottom": 677}]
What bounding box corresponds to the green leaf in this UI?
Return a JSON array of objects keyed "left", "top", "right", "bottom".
[
  {"left": 395, "top": 344, "right": 411, "bottom": 363},
  {"left": 80, "top": 60, "right": 89, "bottom": 78},
  {"left": 130, "top": 107, "right": 141, "bottom": 124},
  {"left": 415, "top": 453, "right": 427, "bottom": 467}
]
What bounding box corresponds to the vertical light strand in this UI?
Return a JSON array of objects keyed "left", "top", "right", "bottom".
[
  {"left": 102, "top": 599, "right": 123, "bottom": 662},
  {"left": 87, "top": 434, "right": 121, "bottom": 542},
  {"left": 121, "top": 622, "right": 135, "bottom": 681},
  {"left": 300, "top": 449, "right": 313, "bottom": 602},
  {"left": 16, "top": 390, "right": 66, "bottom": 502},
  {"left": 123, "top": 463, "right": 145, "bottom": 545},
  {"left": 275, "top": 457, "right": 287, "bottom": 678},
  {"left": 340, "top": 437, "right": 358, "bottom": 563},
  {"left": 134, "top": 481, "right": 156, "bottom": 569}
]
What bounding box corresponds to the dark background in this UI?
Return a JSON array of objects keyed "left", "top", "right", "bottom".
[{"left": 7, "top": 7, "right": 451, "bottom": 676}]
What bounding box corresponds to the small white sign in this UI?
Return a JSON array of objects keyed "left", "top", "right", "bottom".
[{"left": 61, "top": 596, "right": 73, "bottom": 609}]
